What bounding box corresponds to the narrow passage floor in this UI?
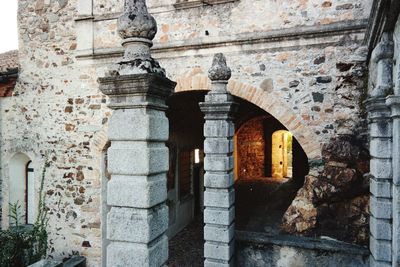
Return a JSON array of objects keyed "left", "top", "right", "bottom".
[{"left": 168, "top": 216, "right": 204, "bottom": 267}]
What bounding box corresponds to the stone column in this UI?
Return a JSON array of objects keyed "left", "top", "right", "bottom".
[
  {"left": 387, "top": 95, "right": 400, "bottom": 266},
  {"left": 200, "top": 54, "right": 238, "bottom": 267},
  {"left": 98, "top": 1, "right": 176, "bottom": 266},
  {"left": 367, "top": 33, "right": 394, "bottom": 267}
]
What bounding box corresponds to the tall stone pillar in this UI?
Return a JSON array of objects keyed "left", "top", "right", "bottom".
[
  {"left": 367, "top": 33, "right": 394, "bottom": 267},
  {"left": 200, "top": 54, "right": 238, "bottom": 267},
  {"left": 387, "top": 95, "right": 400, "bottom": 266},
  {"left": 98, "top": 1, "right": 176, "bottom": 266}
]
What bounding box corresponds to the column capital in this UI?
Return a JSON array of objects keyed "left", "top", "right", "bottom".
[
  {"left": 366, "top": 97, "right": 391, "bottom": 112},
  {"left": 98, "top": 73, "right": 176, "bottom": 110},
  {"left": 365, "top": 97, "right": 392, "bottom": 122},
  {"left": 200, "top": 101, "right": 238, "bottom": 120},
  {"left": 387, "top": 95, "right": 400, "bottom": 118}
]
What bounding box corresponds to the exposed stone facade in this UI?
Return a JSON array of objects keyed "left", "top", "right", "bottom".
[
  {"left": 2, "top": 0, "right": 397, "bottom": 266},
  {"left": 0, "top": 50, "right": 18, "bottom": 97}
]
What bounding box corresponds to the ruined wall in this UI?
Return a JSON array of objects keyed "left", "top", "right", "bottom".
[{"left": 0, "top": 0, "right": 374, "bottom": 265}]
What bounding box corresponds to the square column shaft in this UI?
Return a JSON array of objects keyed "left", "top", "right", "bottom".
[
  {"left": 387, "top": 96, "right": 400, "bottom": 266},
  {"left": 99, "top": 73, "right": 175, "bottom": 267},
  {"left": 201, "top": 88, "right": 238, "bottom": 267},
  {"left": 366, "top": 97, "right": 393, "bottom": 267}
]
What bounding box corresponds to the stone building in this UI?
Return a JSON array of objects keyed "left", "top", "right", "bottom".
[{"left": 0, "top": 0, "right": 399, "bottom": 266}]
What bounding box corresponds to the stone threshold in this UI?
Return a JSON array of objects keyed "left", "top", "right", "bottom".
[
  {"left": 76, "top": 19, "right": 367, "bottom": 60},
  {"left": 235, "top": 230, "right": 369, "bottom": 256}
]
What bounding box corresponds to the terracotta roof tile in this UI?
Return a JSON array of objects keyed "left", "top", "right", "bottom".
[{"left": 0, "top": 50, "right": 18, "bottom": 73}]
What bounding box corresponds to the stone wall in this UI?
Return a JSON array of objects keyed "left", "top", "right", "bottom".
[
  {"left": 0, "top": 0, "right": 375, "bottom": 265},
  {"left": 236, "top": 231, "right": 369, "bottom": 267},
  {"left": 1, "top": 0, "right": 109, "bottom": 265},
  {"left": 236, "top": 117, "right": 265, "bottom": 178}
]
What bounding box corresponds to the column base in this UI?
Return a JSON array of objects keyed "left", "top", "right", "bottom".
[
  {"left": 204, "top": 258, "right": 234, "bottom": 267},
  {"left": 107, "top": 235, "right": 168, "bottom": 267}
]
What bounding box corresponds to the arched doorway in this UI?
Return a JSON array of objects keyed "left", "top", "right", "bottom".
[
  {"left": 9, "top": 153, "right": 34, "bottom": 225},
  {"left": 232, "top": 99, "right": 308, "bottom": 234},
  {"left": 271, "top": 130, "right": 293, "bottom": 180},
  {"left": 166, "top": 90, "right": 310, "bottom": 264}
]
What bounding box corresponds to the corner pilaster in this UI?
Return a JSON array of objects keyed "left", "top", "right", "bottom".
[{"left": 387, "top": 95, "right": 400, "bottom": 267}]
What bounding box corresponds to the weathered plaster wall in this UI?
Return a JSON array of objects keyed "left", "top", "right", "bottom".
[{"left": 0, "top": 0, "right": 374, "bottom": 265}]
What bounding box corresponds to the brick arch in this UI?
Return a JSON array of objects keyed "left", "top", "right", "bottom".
[{"left": 175, "top": 71, "right": 322, "bottom": 160}]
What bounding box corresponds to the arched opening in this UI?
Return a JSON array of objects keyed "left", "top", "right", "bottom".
[
  {"left": 271, "top": 130, "right": 293, "bottom": 180},
  {"left": 9, "top": 153, "right": 34, "bottom": 225},
  {"left": 233, "top": 99, "right": 308, "bottom": 234},
  {"left": 166, "top": 90, "right": 309, "bottom": 264}
]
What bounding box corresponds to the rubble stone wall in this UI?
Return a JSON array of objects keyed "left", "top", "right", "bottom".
[{"left": 0, "top": 0, "right": 374, "bottom": 265}]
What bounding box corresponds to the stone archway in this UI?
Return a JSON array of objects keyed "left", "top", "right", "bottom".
[{"left": 175, "top": 68, "right": 321, "bottom": 161}]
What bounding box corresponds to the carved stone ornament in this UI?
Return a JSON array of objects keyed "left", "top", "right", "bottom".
[
  {"left": 111, "top": 0, "right": 165, "bottom": 76},
  {"left": 208, "top": 53, "right": 232, "bottom": 81}
]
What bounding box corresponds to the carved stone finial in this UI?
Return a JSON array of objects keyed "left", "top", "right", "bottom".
[
  {"left": 118, "top": 0, "right": 157, "bottom": 41},
  {"left": 114, "top": 0, "right": 165, "bottom": 76},
  {"left": 208, "top": 53, "right": 232, "bottom": 81}
]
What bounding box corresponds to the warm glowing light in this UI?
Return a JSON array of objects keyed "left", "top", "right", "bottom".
[
  {"left": 272, "top": 130, "right": 293, "bottom": 179},
  {"left": 194, "top": 149, "right": 200, "bottom": 164}
]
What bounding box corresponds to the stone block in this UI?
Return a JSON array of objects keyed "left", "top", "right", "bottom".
[
  {"left": 108, "top": 109, "right": 169, "bottom": 141},
  {"left": 370, "top": 216, "right": 391, "bottom": 240},
  {"left": 370, "top": 138, "right": 392, "bottom": 158},
  {"left": 204, "top": 120, "right": 234, "bottom": 137},
  {"left": 370, "top": 237, "right": 391, "bottom": 262},
  {"left": 204, "top": 138, "right": 233, "bottom": 154},
  {"left": 204, "top": 259, "right": 234, "bottom": 267},
  {"left": 77, "top": 0, "right": 92, "bottom": 15},
  {"left": 76, "top": 20, "right": 93, "bottom": 51},
  {"left": 28, "top": 260, "right": 62, "bottom": 267},
  {"left": 107, "top": 174, "right": 167, "bottom": 208},
  {"left": 204, "top": 206, "right": 234, "bottom": 226},
  {"left": 204, "top": 173, "right": 234, "bottom": 189},
  {"left": 107, "top": 205, "right": 168, "bottom": 243},
  {"left": 204, "top": 155, "right": 233, "bottom": 172},
  {"left": 369, "top": 122, "right": 392, "bottom": 138},
  {"left": 370, "top": 197, "right": 392, "bottom": 219},
  {"left": 204, "top": 188, "right": 235, "bottom": 208},
  {"left": 370, "top": 158, "right": 392, "bottom": 179},
  {"left": 369, "top": 257, "right": 391, "bottom": 267},
  {"left": 204, "top": 240, "right": 234, "bottom": 261},
  {"left": 107, "top": 235, "right": 168, "bottom": 267},
  {"left": 370, "top": 178, "right": 391, "bottom": 198},
  {"left": 108, "top": 142, "right": 168, "bottom": 175},
  {"left": 204, "top": 223, "right": 234, "bottom": 243}
]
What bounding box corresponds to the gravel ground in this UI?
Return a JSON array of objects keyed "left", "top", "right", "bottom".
[{"left": 168, "top": 216, "right": 204, "bottom": 267}]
